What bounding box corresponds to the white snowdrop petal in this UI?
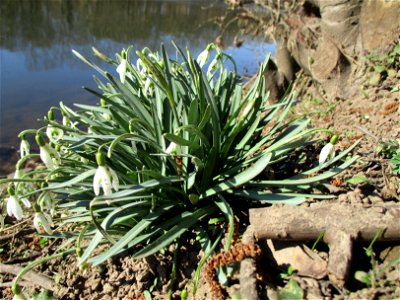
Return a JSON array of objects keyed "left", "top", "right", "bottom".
[
  {"left": 116, "top": 59, "right": 127, "bottom": 83},
  {"left": 6, "top": 197, "right": 13, "bottom": 217},
  {"left": 40, "top": 213, "right": 53, "bottom": 235},
  {"left": 93, "top": 168, "right": 102, "bottom": 196},
  {"left": 319, "top": 143, "right": 334, "bottom": 165},
  {"left": 40, "top": 146, "right": 54, "bottom": 169},
  {"left": 33, "top": 214, "right": 41, "bottom": 232},
  {"left": 21, "top": 197, "right": 31, "bottom": 208},
  {"left": 109, "top": 168, "right": 119, "bottom": 191}
]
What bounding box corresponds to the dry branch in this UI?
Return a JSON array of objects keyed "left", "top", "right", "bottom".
[
  {"left": 249, "top": 202, "right": 400, "bottom": 283},
  {"left": 0, "top": 263, "right": 54, "bottom": 291}
]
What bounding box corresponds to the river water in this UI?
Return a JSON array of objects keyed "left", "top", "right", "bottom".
[{"left": 0, "top": 0, "right": 274, "bottom": 149}]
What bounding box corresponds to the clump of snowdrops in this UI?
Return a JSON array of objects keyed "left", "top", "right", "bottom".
[{"left": 1, "top": 43, "right": 358, "bottom": 298}]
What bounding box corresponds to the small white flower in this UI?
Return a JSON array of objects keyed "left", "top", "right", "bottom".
[
  {"left": 93, "top": 166, "right": 119, "bottom": 196},
  {"left": 207, "top": 57, "right": 219, "bottom": 75},
  {"left": 165, "top": 142, "right": 180, "bottom": 155},
  {"left": 116, "top": 58, "right": 127, "bottom": 83},
  {"left": 62, "top": 115, "right": 70, "bottom": 126},
  {"left": 39, "top": 192, "right": 55, "bottom": 215},
  {"left": 6, "top": 195, "right": 25, "bottom": 220},
  {"left": 46, "top": 126, "right": 64, "bottom": 143},
  {"left": 20, "top": 197, "right": 31, "bottom": 208},
  {"left": 319, "top": 143, "right": 335, "bottom": 165},
  {"left": 40, "top": 144, "right": 60, "bottom": 169},
  {"left": 136, "top": 58, "right": 147, "bottom": 76},
  {"left": 33, "top": 212, "right": 53, "bottom": 235},
  {"left": 197, "top": 48, "right": 211, "bottom": 68},
  {"left": 20, "top": 139, "right": 30, "bottom": 158},
  {"left": 143, "top": 77, "right": 152, "bottom": 95}
]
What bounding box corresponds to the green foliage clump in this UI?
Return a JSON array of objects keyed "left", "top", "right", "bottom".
[{"left": 1, "top": 43, "right": 358, "bottom": 270}]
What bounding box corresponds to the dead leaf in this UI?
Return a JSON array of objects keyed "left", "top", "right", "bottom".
[{"left": 267, "top": 240, "right": 328, "bottom": 279}]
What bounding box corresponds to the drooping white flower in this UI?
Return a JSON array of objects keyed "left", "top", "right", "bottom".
[
  {"left": 319, "top": 135, "right": 338, "bottom": 165},
  {"left": 207, "top": 54, "right": 220, "bottom": 76},
  {"left": 197, "top": 46, "right": 211, "bottom": 68},
  {"left": 62, "top": 115, "right": 70, "bottom": 126},
  {"left": 39, "top": 192, "right": 55, "bottom": 215},
  {"left": 19, "top": 138, "right": 30, "bottom": 158},
  {"left": 143, "top": 77, "right": 152, "bottom": 95},
  {"left": 33, "top": 211, "right": 53, "bottom": 235},
  {"left": 46, "top": 125, "right": 64, "bottom": 143},
  {"left": 36, "top": 134, "right": 60, "bottom": 169},
  {"left": 136, "top": 58, "right": 147, "bottom": 77},
  {"left": 165, "top": 142, "right": 181, "bottom": 155},
  {"left": 39, "top": 144, "right": 60, "bottom": 169},
  {"left": 93, "top": 152, "right": 119, "bottom": 196},
  {"left": 6, "top": 195, "right": 24, "bottom": 220},
  {"left": 116, "top": 58, "right": 127, "bottom": 83},
  {"left": 20, "top": 197, "right": 31, "bottom": 208}
]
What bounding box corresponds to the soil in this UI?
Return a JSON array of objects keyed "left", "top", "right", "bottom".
[{"left": 1, "top": 11, "right": 400, "bottom": 300}]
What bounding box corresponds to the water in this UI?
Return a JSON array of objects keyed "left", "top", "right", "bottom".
[{"left": 0, "top": 0, "right": 275, "bottom": 149}]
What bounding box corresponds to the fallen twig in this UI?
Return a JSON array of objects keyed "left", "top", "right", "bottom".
[
  {"left": 0, "top": 263, "right": 54, "bottom": 291},
  {"left": 249, "top": 202, "right": 400, "bottom": 284},
  {"left": 0, "top": 226, "right": 34, "bottom": 241}
]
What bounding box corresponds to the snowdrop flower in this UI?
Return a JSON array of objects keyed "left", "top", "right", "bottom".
[
  {"left": 39, "top": 191, "right": 55, "bottom": 215},
  {"left": 165, "top": 142, "right": 181, "bottom": 155},
  {"left": 19, "top": 134, "right": 30, "bottom": 158},
  {"left": 136, "top": 58, "right": 147, "bottom": 77},
  {"left": 207, "top": 54, "right": 221, "bottom": 76},
  {"left": 319, "top": 135, "right": 338, "bottom": 165},
  {"left": 46, "top": 125, "right": 64, "bottom": 143},
  {"left": 93, "top": 152, "right": 119, "bottom": 196},
  {"left": 6, "top": 186, "right": 30, "bottom": 220},
  {"left": 33, "top": 204, "right": 53, "bottom": 235},
  {"left": 143, "top": 77, "right": 152, "bottom": 95},
  {"left": 116, "top": 57, "right": 127, "bottom": 83},
  {"left": 196, "top": 45, "right": 212, "bottom": 68},
  {"left": 36, "top": 134, "right": 60, "bottom": 170}
]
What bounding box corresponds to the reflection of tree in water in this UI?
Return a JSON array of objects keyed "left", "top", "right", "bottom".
[{"left": 1, "top": 0, "right": 250, "bottom": 71}]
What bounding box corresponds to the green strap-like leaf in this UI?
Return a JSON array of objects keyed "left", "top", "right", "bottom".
[
  {"left": 89, "top": 204, "right": 175, "bottom": 265},
  {"left": 202, "top": 152, "right": 272, "bottom": 199},
  {"left": 132, "top": 206, "right": 215, "bottom": 259}
]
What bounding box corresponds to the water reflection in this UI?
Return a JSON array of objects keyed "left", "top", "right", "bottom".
[{"left": 0, "top": 0, "right": 274, "bottom": 149}]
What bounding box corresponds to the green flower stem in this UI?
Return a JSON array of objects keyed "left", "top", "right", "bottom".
[
  {"left": 16, "top": 154, "right": 40, "bottom": 170},
  {"left": 0, "top": 177, "right": 46, "bottom": 185},
  {"left": 18, "top": 129, "right": 39, "bottom": 138},
  {"left": 167, "top": 240, "right": 180, "bottom": 300},
  {"left": 12, "top": 248, "right": 75, "bottom": 294}
]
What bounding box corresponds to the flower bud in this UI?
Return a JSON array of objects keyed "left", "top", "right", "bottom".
[
  {"left": 330, "top": 134, "right": 338, "bottom": 145},
  {"left": 47, "top": 109, "right": 54, "bottom": 121},
  {"left": 96, "top": 151, "right": 106, "bottom": 166},
  {"left": 35, "top": 134, "right": 46, "bottom": 147}
]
